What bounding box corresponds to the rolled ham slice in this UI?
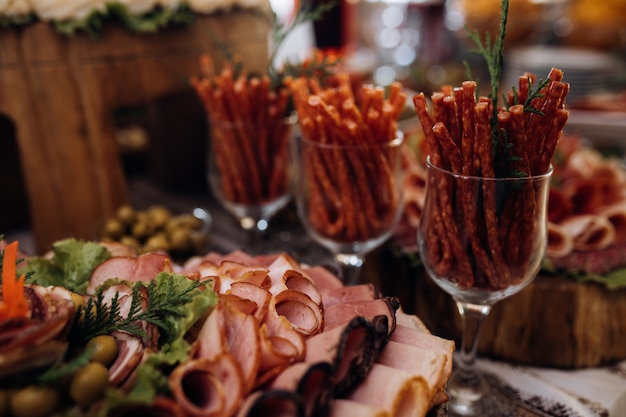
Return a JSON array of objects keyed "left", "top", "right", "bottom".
[
  {"left": 347, "top": 363, "right": 430, "bottom": 417},
  {"left": 169, "top": 353, "right": 244, "bottom": 417},
  {"left": 598, "top": 202, "right": 626, "bottom": 244},
  {"left": 560, "top": 214, "right": 615, "bottom": 251},
  {"left": 547, "top": 221, "right": 574, "bottom": 258}
]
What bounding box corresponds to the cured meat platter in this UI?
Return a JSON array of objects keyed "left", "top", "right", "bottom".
[{"left": 0, "top": 238, "right": 454, "bottom": 417}]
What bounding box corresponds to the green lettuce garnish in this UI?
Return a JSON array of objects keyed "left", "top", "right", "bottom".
[{"left": 22, "top": 238, "right": 111, "bottom": 294}]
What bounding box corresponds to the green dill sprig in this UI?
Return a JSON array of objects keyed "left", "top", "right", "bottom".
[
  {"left": 69, "top": 278, "right": 204, "bottom": 347},
  {"left": 464, "top": 0, "right": 509, "bottom": 131}
]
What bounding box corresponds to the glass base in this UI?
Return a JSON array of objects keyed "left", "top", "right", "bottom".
[{"left": 446, "top": 369, "right": 488, "bottom": 416}]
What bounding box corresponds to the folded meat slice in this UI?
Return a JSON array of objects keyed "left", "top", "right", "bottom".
[
  {"left": 256, "top": 307, "right": 306, "bottom": 386},
  {"left": 323, "top": 297, "right": 399, "bottom": 337},
  {"left": 547, "top": 221, "right": 574, "bottom": 258},
  {"left": 347, "top": 363, "right": 430, "bottom": 417},
  {"left": 109, "top": 332, "right": 144, "bottom": 387},
  {"left": 195, "top": 299, "right": 260, "bottom": 393},
  {"left": 302, "top": 265, "right": 344, "bottom": 294},
  {"left": 235, "top": 390, "right": 304, "bottom": 417},
  {"left": 169, "top": 353, "right": 244, "bottom": 417},
  {"left": 227, "top": 282, "right": 271, "bottom": 321},
  {"left": 560, "top": 214, "right": 615, "bottom": 251},
  {"left": 376, "top": 341, "right": 447, "bottom": 400},
  {"left": 328, "top": 399, "right": 387, "bottom": 417},
  {"left": 305, "top": 316, "right": 383, "bottom": 397},
  {"left": 87, "top": 253, "right": 172, "bottom": 295},
  {"left": 270, "top": 361, "right": 334, "bottom": 417},
  {"left": 273, "top": 290, "right": 323, "bottom": 337},
  {"left": 320, "top": 283, "right": 381, "bottom": 309},
  {"left": 598, "top": 202, "right": 626, "bottom": 244}
]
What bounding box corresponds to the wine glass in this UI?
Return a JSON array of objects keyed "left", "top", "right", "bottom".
[
  {"left": 294, "top": 132, "right": 405, "bottom": 285},
  {"left": 207, "top": 114, "right": 296, "bottom": 253},
  {"left": 417, "top": 157, "right": 553, "bottom": 415}
]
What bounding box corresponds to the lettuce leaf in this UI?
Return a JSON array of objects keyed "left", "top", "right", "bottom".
[{"left": 22, "top": 239, "right": 111, "bottom": 294}]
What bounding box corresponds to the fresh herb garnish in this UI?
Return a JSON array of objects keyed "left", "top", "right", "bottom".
[{"left": 68, "top": 272, "right": 215, "bottom": 347}]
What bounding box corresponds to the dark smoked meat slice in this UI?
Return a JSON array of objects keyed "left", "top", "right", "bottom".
[{"left": 236, "top": 389, "right": 305, "bottom": 417}]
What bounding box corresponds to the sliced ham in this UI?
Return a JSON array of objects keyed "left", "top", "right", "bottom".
[
  {"left": 109, "top": 332, "right": 144, "bottom": 387},
  {"left": 87, "top": 253, "right": 172, "bottom": 295},
  {"left": 598, "top": 202, "right": 626, "bottom": 244},
  {"left": 390, "top": 324, "right": 454, "bottom": 378},
  {"left": 376, "top": 340, "right": 447, "bottom": 399},
  {"left": 170, "top": 353, "right": 244, "bottom": 417},
  {"left": 347, "top": 363, "right": 430, "bottom": 417},
  {"left": 323, "top": 297, "right": 399, "bottom": 336},
  {"left": 320, "top": 283, "right": 381, "bottom": 308},
  {"left": 329, "top": 399, "right": 388, "bottom": 417},
  {"left": 560, "top": 214, "right": 615, "bottom": 251},
  {"left": 0, "top": 339, "right": 68, "bottom": 379},
  {"left": 302, "top": 265, "right": 343, "bottom": 294},
  {"left": 273, "top": 290, "right": 323, "bottom": 337},
  {"left": 547, "top": 221, "right": 575, "bottom": 258},
  {"left": 227, "top": 282, "right": 271, "bottom": 322}
]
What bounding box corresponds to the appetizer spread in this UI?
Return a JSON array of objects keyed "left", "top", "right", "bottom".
[{"left": 0, "top": 238, "right": 453, "bottom": 416}]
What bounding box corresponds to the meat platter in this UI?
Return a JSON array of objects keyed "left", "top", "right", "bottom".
[{"left": 0, "top": 237, "right": 454, "bottom": 416}]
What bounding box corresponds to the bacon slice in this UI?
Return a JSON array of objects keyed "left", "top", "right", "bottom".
[{"left": 109, "top": 332, "right": 144, "bottom": 387}]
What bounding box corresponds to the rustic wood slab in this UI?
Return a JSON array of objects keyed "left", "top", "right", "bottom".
[
  {"left": 0, "top": 11, "right": 269, "bottom": 253},
  {"left": 367, "top": 247, "right": 626, "bottom": 369}
]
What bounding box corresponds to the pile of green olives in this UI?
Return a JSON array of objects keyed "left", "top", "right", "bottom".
[
  {"left": 2, "top": 335, "right": 118, "bottom": 417},
  {"left": 99, "top": 204, "right": 208, "bottom": 256}
]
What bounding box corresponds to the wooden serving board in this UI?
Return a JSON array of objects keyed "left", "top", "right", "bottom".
[
  {"left": 0, "top": 11, "right": 269, "bottom": 253},
  {"left": 367, "top": 247, "right": 626, "bottom": 369}
]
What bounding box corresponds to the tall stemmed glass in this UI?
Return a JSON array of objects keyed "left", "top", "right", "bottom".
[
  {"left": 207, "top": 114, "right": 295, "bottom": 253},
  {"left": 417, "top": 157, "right": 553, "bottom": 415},
  {"left": 294, "top": 132, "right": 405, "bottom": 285}
]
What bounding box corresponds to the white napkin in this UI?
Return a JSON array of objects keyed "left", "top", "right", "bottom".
[{"left": 477, "top": 357, "right": 626, "bottom": 417}]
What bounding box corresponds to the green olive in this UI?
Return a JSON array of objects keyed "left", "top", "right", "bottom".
[
  {"left": 116, "top": 204, "right": 136, "bottom": 225},
  {"left": 10, "top": 386, "right": 59, "bottom": 417},
  {"left": 70, "top": 292, "right": 86, "bottom": 310},
  {"left": 69, "top": 362, "right": 109, "bottom": 407},
  {"left": 119, "top": 235, "right": 140, "bottom": 250},
  {"left": 132, "top": 220, "right": 153, "bottom": 239},
  {"left": 103, "top": 218, "right": 125, "bottom": 239},
  {"left": 169, "top": 228, "right": 191, "bottom": 252},
  {"left": 144, "top": 233, "right": 169, "bottom": 252},
  {"left": 86, "top": 335, "right": 118, "bottom": 367},
  {"left": 148, "top": 205, "right": 171, "bottom": 229}
]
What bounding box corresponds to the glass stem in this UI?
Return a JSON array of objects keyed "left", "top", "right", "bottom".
[
  {"left": 335, "top": 253, "right": 364, "bottom": 286},
  {"left": 455, "top": 301, "right": 491, "bottom": 381}
]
